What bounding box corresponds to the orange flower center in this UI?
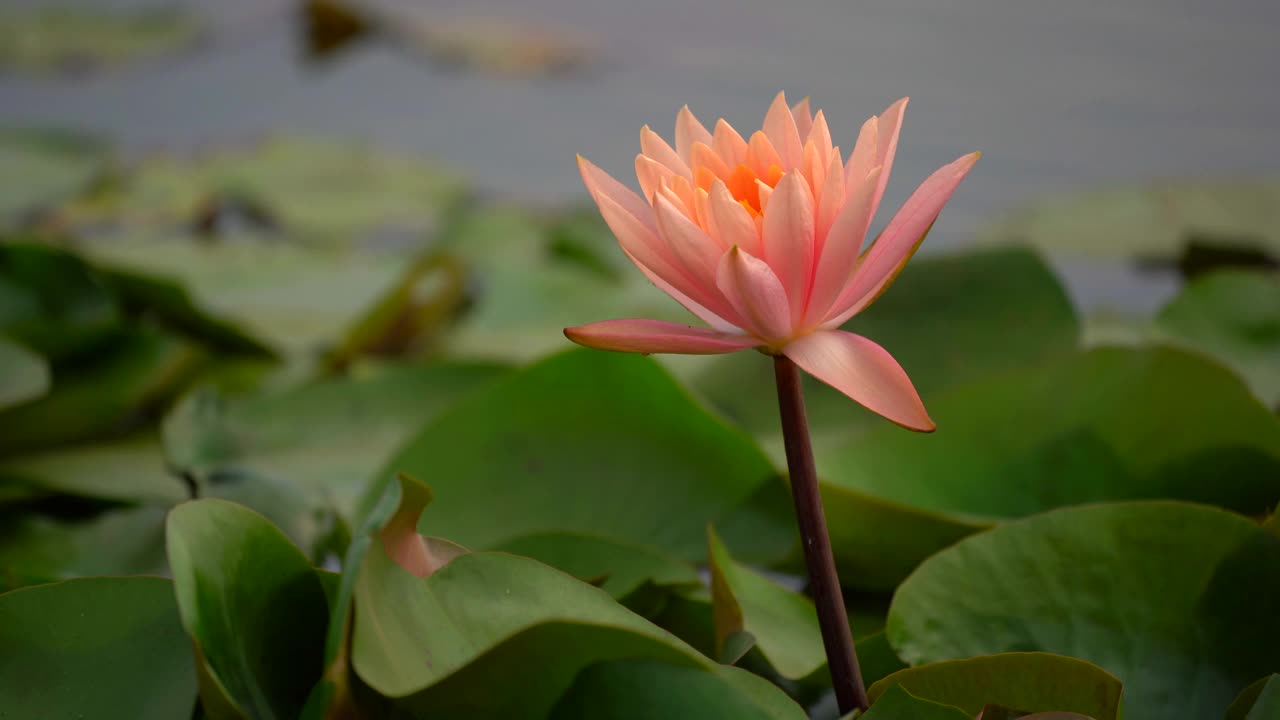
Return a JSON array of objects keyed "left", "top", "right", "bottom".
[{"left": 696, "top": 162, "right": 785, "bottom": 218}]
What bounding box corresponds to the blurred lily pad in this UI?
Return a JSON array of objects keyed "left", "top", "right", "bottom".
[
  {"left": 0, "top": 577, "right": 197, "bottom": 718},
  {"left": 66, "top": 136, "right": 464, "bottom": 246},
  {"left": 167, "top": 499, "right": 330, "bottom": 719},
  {"left": 0, "top": 337, "right": 49, "bottom": 410},
  {"left": 1227, "top": 675, "right": 1280, "bottom": 720},
  {"left": 1155, "top": 270, "right": 1280, "bottom": 408},
  {"left": 979, "top": 180, "right": 1280, "bottom": 260},
  {"left": 162, "top": 361, "right": 509, "bottom": 515},
  {"left": 887, "top": 501, "right": 1280, "bottom": 720},
  {"left": 0, "top": 6, "right": 198, "bottom": 75},
  {"left": 0, "top": 130, "right": 107, "bottom": 223},
  {"left": 867, "top": 653, "right": 1122, "bottom": 720},
  {"left": 689, "top": 247, "right": 1079, "bottom": 459},
  {"left": 862, "top": 685, "right": 969, "bottom": 720},
  {"left": 376, "top": 349, "right": 778, "bottom": 565},
  {"left": 817, "top": 345, "right": 1280, "bottom": 589}
]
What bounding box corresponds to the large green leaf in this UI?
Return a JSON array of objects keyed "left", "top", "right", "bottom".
[
  {"left": 0, "top": 129, "right": 106, "bottom": 221},
  {"left": 0, "top": 336, "right": 49, "bottom": 410},
  {"left": 0, "top": 505, "right": 170, "bottom": 582},
  {"left": 0, "top": 328, "right": 205, "bottom": 454},
  {"left": 707, "top": 525, "right": 826, "bottom": 680},
  {"left": 167, "top": 499, "right": 330, "bottom": 719},
  {"left": 978, "top": 180, "right": 1280, "bottom": 258},
  {"left": 689, "top": 247, "right": 1079, "bottom": 459},
  {"left": 340, "top": 473, "right": 803, "bottom": 719},
  {"left": 819, "top": 346, "right": 1280, "bottom": 589},
  {"left": 0, "top": 435, "right": 187, "bottom": 504},
  {"left": 497, "top": 531, "right": 700, "bottom": 602},
  {"left": 887, "top": 501, "right": 1280, "bottom": 720},
  {"left": 1155, "top": 270, "right": 1280, "bottom": 408},
  {"left": 861, "top": 685, "right": 970, "bottom": 720},
  {"left": 0, "top": 577, "right": 197, "bottom": 718},
  {"left": 550, "top": 659, "right": 808, "bottom": 719},
  {"left": 0, "top": 241, "right": 120, "bottom": 361},
  {"left": 1227, "top": 675, "right": 1280, "bottom": 720},
  {"left": 867, "top": 653, "right": 1122, "bottom": 720},
  {"left": 376, "top": 349, "right": 778, "bottom": 564},
  {"left": 163, "top": 361, "right": 509, "bottom": 514}
]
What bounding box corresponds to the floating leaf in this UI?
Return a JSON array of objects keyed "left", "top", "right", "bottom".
[
  {"left": 0, "top": 577, "right": 197, "bottom": 718},
  {"left": 0, "top": 336, "right": 49, "bottom": 410},
  {"left": 497, "top": 531, "right": 700, "bottom": 602},
  {"left": 887, "top": 501, "right": 1280, "bottom": 720},
  {"left": 707, "top": 526, "right": 825, "bottom": 681},
  {"left": 819, "top": 346, "right": 1280, "bottom": 589},
  {"left": 550, "top": 659, "right": 808, "bottom": 719},
  {"left": 0, "top": 130, "right": 107, "bottom": 224},
  {"left": 690, "top": 247, "right": 1079, "bottom": 459},
  {"left": 867, "top": 653, "right": 1122, "bottom": 720},
  {"left": 978, "top": 180, "right": 1280, "bottom": 260},
  {"left": 1227, "top": 675, "right": 1280, "bottom": 720},
  {"left": 167, "top": 499, "right": 330, "bottom": 719},
  {"left": 375, "top": 349, "right": 778, "bottom": 565},
  {"left": 0, "top": 6, "right": 198, "bottom": 74},
  {"left": 1155, "top": 270, "right": 1280, "bottom": 408},
  {"left": 861, "top": 684, "right": 970, "bottom": 720}
]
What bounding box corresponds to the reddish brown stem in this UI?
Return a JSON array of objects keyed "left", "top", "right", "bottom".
[{"left": 773, "top": 355, "right": 869, "bottom": 714}]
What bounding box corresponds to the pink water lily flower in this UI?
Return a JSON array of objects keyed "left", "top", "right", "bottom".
[{"left": 565, "top": 93, "right": 979, "bottom": 431}]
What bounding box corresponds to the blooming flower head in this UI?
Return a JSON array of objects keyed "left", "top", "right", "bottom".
[{"left": 565, "top": 93, "right": 979, "bottom": 431}]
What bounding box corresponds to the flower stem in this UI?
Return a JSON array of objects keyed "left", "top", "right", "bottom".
[{"left": 773, "top": 355, "right": 869, "bottom": 715}]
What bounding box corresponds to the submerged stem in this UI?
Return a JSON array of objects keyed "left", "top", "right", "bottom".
[{"left": 772, "top": 355, "right": 869, "bottom": 714}]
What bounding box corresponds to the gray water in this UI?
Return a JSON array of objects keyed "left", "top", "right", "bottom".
[{"left": 2, "top": 0, "right": 1278, "bottom": 311}]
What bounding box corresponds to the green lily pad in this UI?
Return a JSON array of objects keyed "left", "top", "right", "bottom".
[
  {"left": 0, "top": 435, "right": 186, "bottom": 504},
  {"left": 887, "top": 501, "right": 1280, "bottom": 720},
  {"left": 867, "top": 653, "right": 1122, "bottom": 720},
  {"left": 0, "top": 129, "right": 107, "bottom": 222},
  {"left": 1155, "top": 270, "right": 1280, "bottom": 408},
  {"left": 862, "top": 685, "right": 970, "bottom": 720},
  {"left": 0, "top": 336, "right": 49, "bottom": 410},
  {"left": 374, "top": 349, "right": 778, "bottom": 565},
  {"left": 0, "top": 328, "right": 205, "bottom": 454},
  {"left": 496, "top": 531, "right": 700, "bottom": 602},
  {"left": 1227, "top": 675, "right": 1280, "bottom": 720},
  {"left": 690, "top": 247, "right": 1079, "bottom": 459},
  {"left": 707, "top": 526, "right": 825, "bottom": 681},
  {"left": 66, "top": 136, "right": 463, "bottom": 246},
  {"left": 818, "top": 346, "right": 1280, "bottom": 589},
  {"left": 167, "top": 499, "right": 330, "bottom": 719},
  {"left": 341, "top": 472, "right": 769, "bottom": 719},
  {"left": 0, "top": 577, "right": 197, "bottom": 719},
  {"left": 162, "top": 361, "right": 509, "bottom": 515},
  {"left": 0, "top": 241, "right": 120, "bottom": 361},
  {"left": 978, "top": 180, "right": 1280, "bottom": 259},
  {"left": 0, "top": 6, "right": 198, "bottom": 74},
  {"left": 0, "top": 505, "right": 170, "bottom": 583},
  {"left": 550, "top": 658, "right": 808, "bottom": 719}
]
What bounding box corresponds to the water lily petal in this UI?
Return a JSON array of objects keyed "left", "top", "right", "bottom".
[
  {"left": 806, "top": 166, "right": 881, "bottom": 326},
  {"left": 675, "top": 105, "right": 714, "bottom": 165},
  {"left": 826, "top": 152, "right": 979, "bottom": 326},
  {"left": 635, "top": 154, "right": 678, "bottom": 202},
  {"left": 869, "top": 97, "right": 908, "bottom": 215},
  {"left": 655, "top": 190, "right": 728, "bottom": 283},
  {"left": 784, "top": 330, "right": 934, "bottom": 431},
  {"left": 641, "top": 125, "right": 691, "bottom": 177},
  {"left": 791, "top": 96, "right": 813, "bottom": 140},
  {"left": 716, "top": 246, "right": 792, "bottom": 342},
  {"left": 844, "top": 115, "right": 879, "bottom": 191},
  {"left": 761, "top": 173, "right": 816, "bottom": 324},
  {"left": 764, "top": 91, "right": 804, "bottom": 167},
  {"left": 709, "top": 180, "right": 762, "bottom": 256},
  {"left": 713, "top": 119, "right": 749, "bottom": 166},
  {"left": 565, "top": 319, "right": 758, "bottom": 355}
]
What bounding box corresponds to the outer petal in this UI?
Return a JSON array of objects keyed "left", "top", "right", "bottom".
[
  {"left": 635, "top": 154, "right": 677, "bottom": 202},
  {"left": 763, "top": 92, "right": 804, "bottom": 167},
  {"left": 716, "top": 246, "right": 792, "bottom": 342},
  {"left": 675, "top": 106, "right": 714, "bottom": 165},
  {"left": 806, "top": 166, "right": 881, "bottom": 326},
  {"left": 760, "top": 173, "right": 816, "bottom": 324},
  {"left": 869, "top": 97, "right": 908, "bottom": 215},
  {"left": 844, "top": 116, "right": 879, "bottom": 191},
  {"left": 784, "top": 330, "right": 934, "bottom": 431},
  {"left": 791, "top": 97, "right": 813, "bottom": 141},
  {"left": 640, "top": 126, "right": 691, "bottom": 177},
  {"left": 826, "top": 152, "right": 980, "bottom": 326},
  {"left": 565, "top": 319, "right": 758, "bottom": 355},
  {"left": 579, "top": 154, "right": 658, "bottom": 233},
  {"left": 713, "top": 119, "right": 749, "bottom": 166}
]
